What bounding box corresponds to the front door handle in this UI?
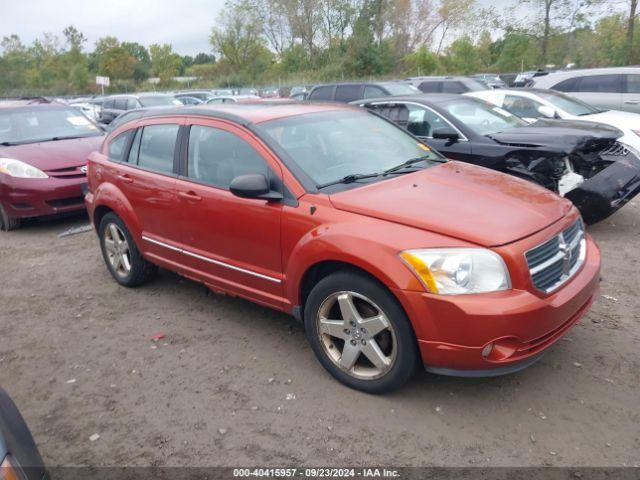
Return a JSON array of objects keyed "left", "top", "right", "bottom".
[
  {"left": 117, "top": 174, "right": 133, "bottom": 184},
  {"left": 178, "top": 190, "right": 202, "bottom": 202},
  {"left": 624, "top": 100, "right": 639, "bottom": 104}
]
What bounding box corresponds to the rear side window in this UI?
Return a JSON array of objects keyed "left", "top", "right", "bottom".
[
  {"left": 187, "top": 125, "right": 269, "bottom": 189},
  {"left": 137, "top": 124, "right": 179, "bottom": 174},
  {"left": 107, "top": 130, "right": 134, "bottom": 161},
  {"left": 418, "top": 81, "right": 440, "bottom": 93},
  {"left": 335, "top": 85, "right": 362, "bottom": 102},
  {"left": 309, "top": 86, "right": 334, "bottom": 101},
  {"left": 575, "top": 75, "right": 622, "bottom": 93},
  {"left": 552, "top": 77, "right": 578, "bottom": 92}
]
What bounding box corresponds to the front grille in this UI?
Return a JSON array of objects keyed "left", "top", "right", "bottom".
[
  {"left": 46, "top": 196, "right": 85, "bottom": 208},
  {"left": 46, "top": 166, "right": 86, "bottom": 179},
  {"left": 600, "top": 141, "right": 629, "bottom": 157},
  {"left": 525, "top": 218, "right": 586, "bottom": 293}
]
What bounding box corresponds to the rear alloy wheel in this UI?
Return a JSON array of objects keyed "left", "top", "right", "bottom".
[
  {"left": 304, "top": 271, "right": 418, "bottom": 393},
  {"left": 99, "top": 213, "right": 156, "bottom": 287}
]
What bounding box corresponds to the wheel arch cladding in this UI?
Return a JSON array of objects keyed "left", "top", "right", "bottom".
[{"left": 93, "top": 182, "right": 142, "bottom": 239}]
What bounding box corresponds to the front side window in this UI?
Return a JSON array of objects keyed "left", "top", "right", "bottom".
[
  {"left": 139, "top": 96, "right": 181, "bottom": 107},
  {"left": 136, "top": 124, "right": 179, "bottom": 174},
  {"left": 625, "top": 74, "right": 640, "bottom": 93},
  {"left": 442, "top": 81, "right": 466, "bottom": 94},
  {"left": 406, "top": 105, "right": 448, "bottom": 137},
  {"left": 439, "top": 98, "right": 526, "bottom": 136},
  {"left": 114, "top": 99, "right": 128, "bottom": 110},
  {"left": 503, "top": 95, "right": 544, "bottom": 118},
  {"left": 363, "top": 86, "right": 384, "bottom": 98},
  {"left": 187, "top": 125, "right": 269, "bottom": 189},
  {"left": 126, "top": 98, "right": 139, "bottom": 110},
  {"left": 0, "top": 106, "right": 103, "bottom": 145},
  {"left": 260, "top": 110, "right": 442, "bottom": 187}
]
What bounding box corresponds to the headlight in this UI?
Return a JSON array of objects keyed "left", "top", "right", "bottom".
[
  {"left": 399, "top": 248, "right": 511, "bottom": 295},
  {"left": 1, "top": 454, "right": 25, "bottom": 480},
  {"left": 0, "top": 158, "right": 48, "bottom": 179}
]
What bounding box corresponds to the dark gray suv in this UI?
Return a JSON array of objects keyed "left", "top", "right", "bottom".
[{"left": 99, "top": 94, "right": 181, "bottom": 124}]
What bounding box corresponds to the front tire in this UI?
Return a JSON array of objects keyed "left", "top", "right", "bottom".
[
  {"left": 98, "top": 213, "right": 156, "bottom": 287},
  {"left": 0, "top": 204, "right": 20, "bottom": 231},
  {"left": 304, "top": 271, "right": 418, "bottom": 393}
]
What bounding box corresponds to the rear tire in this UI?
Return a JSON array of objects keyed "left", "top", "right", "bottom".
[
  {"left": 0, "top": 204, "right": 20, "bottom": 231},
  {"left": 98, "top": 212, "right": 156, "bottom": 287},
  {"left": 304, "top": 270, "right": 418, "bottom": 393}
]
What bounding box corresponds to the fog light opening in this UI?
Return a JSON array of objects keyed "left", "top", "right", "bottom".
[{"left": 481, "top": 343, "right": 494, "bottom": 358}]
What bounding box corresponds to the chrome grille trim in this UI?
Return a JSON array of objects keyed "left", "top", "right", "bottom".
[{"left": 525, "top": 219, "right": 586, "bottom": 293}]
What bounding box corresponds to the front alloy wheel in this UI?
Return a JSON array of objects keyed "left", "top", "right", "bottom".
[
  {"left": 304, "top": 270, "right": 418, "bottom": 393},
  {"left": 317, "top": 291, "right": 397, "bottom": 380}
]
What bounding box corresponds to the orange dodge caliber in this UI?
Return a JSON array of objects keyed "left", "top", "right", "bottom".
[{"left": 85, "top": 103, "right": 601, "bottom": 393}]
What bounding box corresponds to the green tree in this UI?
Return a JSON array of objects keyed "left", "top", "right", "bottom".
[{"left": 149, "top": 44, "right": 181, "bottom": 81}]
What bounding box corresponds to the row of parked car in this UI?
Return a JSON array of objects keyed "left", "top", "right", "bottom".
[{"left": 1, "top": 70, "right": 639, "bottom": 476}]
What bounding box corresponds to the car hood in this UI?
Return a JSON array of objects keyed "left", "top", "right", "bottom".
[
  {"left": 487, "top": 119, "right": 622, "bottom": 154},
  {"left": 0, "top": 135, "right": 104, "bottom": 171},
  {"left": 581, "top": 109, "right": 640, "bottom": 130},
  {"left": 329, "top": 161, "right": 572, "bottom": 247}
]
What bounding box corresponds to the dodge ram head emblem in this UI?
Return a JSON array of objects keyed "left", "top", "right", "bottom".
[{"left": 80, "top": 166, "right": 88, "bottom": 174}]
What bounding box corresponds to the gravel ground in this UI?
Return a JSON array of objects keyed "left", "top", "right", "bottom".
[{"left": 0, "top": 202, "right": 638, "bottom": 468}]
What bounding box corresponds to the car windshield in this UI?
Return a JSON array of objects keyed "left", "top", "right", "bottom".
[
  {"left": 139, "top": 96, "right": 180, "bottom": 107},
  {"left": 439, "top": 98, "right": 526, "bottom": 135},
  {"left": 382, "top": 83, "right": 420, "bottom": 95},
  {"left": 0, "top": 106, "right": 102, "bottom": 144},
  {"left": 260, "top": 110, "right": 442, "bottom": 187},
  {"left": 535, "top": 90, "right": 601, "bottom": 116}
]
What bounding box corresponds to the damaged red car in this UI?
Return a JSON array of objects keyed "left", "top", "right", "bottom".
[
  {"left": 85, "top": 104, "right": 601, "bottom": 393},
  {"left": 0, "top": 100, "right": 104, "bottom": 231}
]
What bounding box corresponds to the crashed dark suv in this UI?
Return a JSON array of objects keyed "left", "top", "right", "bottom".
[{"left": 355, "top": 94, "right": 640, "bottom": 224}]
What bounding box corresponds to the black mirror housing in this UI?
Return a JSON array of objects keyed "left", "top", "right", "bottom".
[
  {"left": 432, "top": 127, "right": 460, "bottom": 142},
  {"left": 229, "top": 174, "right": 283, "bottom": 201}
]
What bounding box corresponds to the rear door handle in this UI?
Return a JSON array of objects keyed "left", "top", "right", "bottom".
[
  {"left": 624, "top": 100, "right": 639, "bottom": 104},
  {"left": 178, "top": 190, "right": 202, "bottom": 202},
  {"left": 117, "top": 174, "right": 133, "bottom": 184}
]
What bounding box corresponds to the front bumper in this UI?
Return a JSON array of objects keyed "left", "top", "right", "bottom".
[
  {"left": 566, "top": 150, "right": 640, "bottom": 224},
  {"left": 0, "top": 176, "right": 87, "bottom": 220},
  {"left": 395, "top": 236, "right": 601, "bottom": 375}
]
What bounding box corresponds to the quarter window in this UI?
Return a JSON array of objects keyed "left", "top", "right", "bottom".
[
  {"left": 137, "top": 124, "right": 179, "bottom": 174},
  {"left": 187, "top": 126, "right": 269, "bottom": 189},
  {"left": 107, "top": 130, "right": 134, "bottom": 162}
]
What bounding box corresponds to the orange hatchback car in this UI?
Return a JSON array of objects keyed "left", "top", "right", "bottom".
[{"left": 85, "top": 104, "right": 600, "bottom": 392}]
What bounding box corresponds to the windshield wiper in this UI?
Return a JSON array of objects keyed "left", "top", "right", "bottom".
[
  {"left": 50, "top": 134, "right": 100, "bottom": 141},
  {"left": 383, "top": 155, "right": 434, "bottom": 174},
  {"left": 316, "top": 172, "right": 383, "bottom": 189}
]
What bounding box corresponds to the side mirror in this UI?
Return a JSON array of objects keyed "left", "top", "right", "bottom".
[
  {"left": 432, "top": 126, "right": 460, "bottom": 142},
  {"left": 229, "top": 174, "right": 283, "bottom": 201},
  {"left": 537, "top": 105, "right": 557, "bottom": 119}
]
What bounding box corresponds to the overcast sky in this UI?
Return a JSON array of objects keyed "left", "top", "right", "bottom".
[
  {"left": 0, "top": 0, "right": 226, "bottom": 56},
  {"left": 0, "top": 0, "right": 619, "bottom": 57}
]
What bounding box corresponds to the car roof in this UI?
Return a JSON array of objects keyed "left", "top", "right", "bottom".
[
  {"left": 355, "top": 93, "right": 464, "bottom": 105},
  {"left": 125, "top": 102, "right": 356, "bottom": 125}
]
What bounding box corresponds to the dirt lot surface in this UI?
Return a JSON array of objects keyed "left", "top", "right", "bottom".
[{"left": 0, "top": 202, "right": 639, "bottom": 468}]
